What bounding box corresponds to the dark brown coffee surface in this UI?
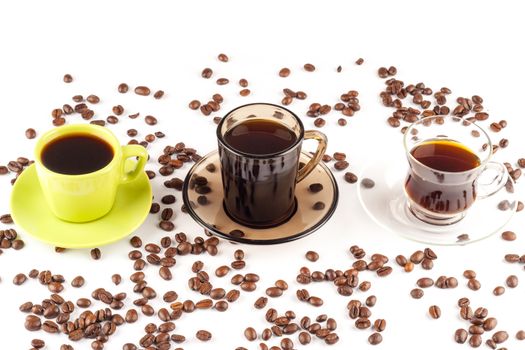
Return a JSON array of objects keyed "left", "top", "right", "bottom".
[
  {"left": 410, "top": 140, "right": 480, "bottom": 172},
  {"left": 223, "top": 119, "right": 297, "bottom": 155},
  {"left": 42, "top": 134, "right": 114, "bottom": 175},
  {"left": 405, "top": 140, "right": 481, "bottom": 215}
]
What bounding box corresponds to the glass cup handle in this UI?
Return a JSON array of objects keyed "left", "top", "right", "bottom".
[
  {"left": 297, "top": 130, "right": 328, "bottom": 183},
  {"left": 477, "top": 161, "right": 509, "bottom": 199},
  {"left": 121, "top": 145, "right": 148, "bottom": 184}
]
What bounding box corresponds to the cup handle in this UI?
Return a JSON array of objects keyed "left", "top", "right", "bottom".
[
  {"left": 477, "top": 161, "right": 509, "bottom": 199},
  {"left": 120, "top": 145, "right": 148, "bottom": 184},
  {"left": 297, "top": 130, "right": 328, "bottom": 183}
]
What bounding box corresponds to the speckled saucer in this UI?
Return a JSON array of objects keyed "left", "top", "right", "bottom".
[{"left": 183, "top": 150, "right": 339, "bottom": 244}]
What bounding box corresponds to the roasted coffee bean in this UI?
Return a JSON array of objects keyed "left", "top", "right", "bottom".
[
  {"left": 266, "top": 287, "right": 283, "bottom": 298},
  {"left": 86, "top": 95, "right": 100, "bottom": 104},
  {"left": 25, "top": 315, "right": 42, "bottom": 331},
  {"left": 244, "top": 327, "right": 257, "bottom": 341},
  {"left": 159, "top": 221, "right": 174, "bottom": 231},
  {"left": 368, "top": 332, "right": 383, "bottom": 345},
  {"left": 506, "top": 275, "right": 518, "bottom": 288},
  {"left": 25, "top": 128, "right": 37, "bottom": 139},
  {"left": 13, "top": 273, "right": 27, "bottom": 285},
  {"left": 344, "top": 172, "right": 358, "bottom": 183},
  {"left": 492, "top": 331, "right": 509, "bottom": 344},
  {"left": 196, "top": 330, "right": 212, "bottom": 341},
  {"left": 216, "top": 78, "right": 229, "bottom": 85},
  {"left": 376, "top": 266, "right": 392, "bottom": 277},
  {"left": 334, "top": 160, "right": 349, "bottom": 170},
  {"left": 117, "top": 83, "right": 129, "bottom": 93},
  {"left": 410, "top": 288, "right": 424, "bottom": 299},
  {"left": 338, "top": 118, "right": 347, "bottom": 126},
  {"left": 516, "top": 330, "right": 525, "bottom": 340},
  {"left": 374, "top": 319, "right": 386, "bottom": 332},
  {"left": 493, "top": 286, "right": 505, "bottom": 296},
  {"left": 314, "top": 118, "right": 325, "bottom": 127},
  {"left": 134, "top": 86, "right": 151, "bottom": 96},
  {"left": 226, "top": 289, "right": 240, "bottom": 302},
  {"left": 455, "top": 328, "right": 468, "bottom": 344},
  {"left": 308, "top": 296, "right": 323, "bottom": 307},
  {"left": 304, "top": 63, "right": 315, "bottom": 72},
  {"left": 309, "top": 183, "right": 324, "bottom": 193},
  {"left": 145, "top": 115, "right": 157, "bottom": 125},
  {"left": 463, "top": 270, "right": 476, "bottom": 279},
  {"left": 501, "top": 231, "right": 516, "bottom": 241},
  {"left": 429, "top": 305, "right": 441, "bottom": 319},
  {"left": 159, "top": 267, "right": 172, "bottom": 280},
  {"left": 279, "top": 68, "right": 291, "bottom": 77},
  {"left": 361, "top": 178, "right": 375, "bottom": 188},
  {"left": 90, "top": 248, "right": 101, "bottom": 260},
  {"left": 71, "top": 276, "right": 85, "bottom": 288},
  {"left": 467, "top": 278, "right": 481, "bottom": 291},
  {"left": 239, "top": 88, "right": 250, "bottom": 96},
  {"left": 305, "top": 250, "right": 319, "bottom": 261},
  {"left": 153, "top": 90, "right": 164, "bottom": 99},
  {"left": 76, "top": 298, "right": 91, "bottom": 308}
]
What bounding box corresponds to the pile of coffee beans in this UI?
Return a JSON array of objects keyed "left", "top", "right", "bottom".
[{"left": 0, "top": 215, "right": 24, "bottom": 252}]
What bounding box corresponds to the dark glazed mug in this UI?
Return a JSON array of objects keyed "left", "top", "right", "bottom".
[{"left": 217, "top": 103, "right": 327, "bottom": 228}]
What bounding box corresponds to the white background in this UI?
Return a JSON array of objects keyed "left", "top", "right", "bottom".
[{"left": 1, "top": 0, "right": 525, "bottom": 349}]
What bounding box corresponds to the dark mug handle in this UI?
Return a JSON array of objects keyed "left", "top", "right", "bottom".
[{"left": 297, "top": 130, "right": 328, "bottom": 183}]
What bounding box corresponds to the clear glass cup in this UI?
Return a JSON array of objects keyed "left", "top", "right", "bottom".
[{"left": 403, "top": 115, "right": 508, "bottom": 225}]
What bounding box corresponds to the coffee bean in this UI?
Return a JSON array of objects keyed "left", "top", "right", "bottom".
[
  {"left": 278, "top": 67, "right": 291, "bottom": 77},
  {"left": 305, "top": 251, "right": 319, "bottom": 262},
  {"left": 492, "top": 331, "right": 509, "bottom": 344},
  {"left": 144, "top": 115, "right": 157, "bottom": 125},
  {"left": 463, "top": 270, "right": 477, "bottom": 279},
  {"left": 196, "top": 330, "right": 212, "bottom": 341},
  {"left": 23, "top": 127, "right": 37, "bottom": 140},
  {"left": 87, "top": 95, "right": 100, "bottom": 104},
  {"left": 361, "top": 178, "right": 375, "bottom": 188},
  {"left": 0, "top": 166, "right": 8, "bottom": 174},
  {"left": 90, "top": 248, "right": 101, "bottom": 260},
  {"left": 492, "top": 285, "right": 505, "bottom": 296},
  {"left": 501, "top": 231, "right": 516, "bottom": 241},
  {"left": 455, "top": 328, "right": 468, "bottom": 344},
  {"left": 244, "top": 327, "right": 257, "bottom": 341},
  {"left": 374, "top": 319, "right": 386, "bottom": 332},
  {"left": 506, "top": 275, "right": 518, "bottom": 288},
  {"left": 467, "top": 278, "right": 481, "bottom": 291},
  {"left": 76, "top": 298, "right": 91, "bottom": 308},
  {"left": 63, "top": 74, "right": 73, "bottom": 83},
  {"left": 368, "top": 332, "right": 383, "bottom": 345},
  {"left": 343, "top": 171, "right": 358, "bottom": 184},
  {"left": 312, "top": 201, "right": 325, "bottom": 210},
  {"left": 266, "top": 287, "right": 283, "bottom": 298},
  {"left": 13, "top": 273, "right": 27, "bottom": 285},
  {"left": 314, "top": 118, "right": 325, "bottom": 127},
  {"left": 135, "top": 86, "right": 151, "bottom": 96},
  {"left": 333, "top": 160, "right": 348, "bottom": 171},
  {"left": 304, "top": 63, "right": 315, "bottom": 72},
  {"left": 117, "top": 83, "right": 129, "bottom": 93},
  {"left": 308, "top": 296, "right": 323, "bottom": 307},
  {"left": 429, "top": 305, "right": 441, "bottom": 319},
  {"left": 516, "top": 330, "right": 525, "bottom": 340},
  {"left": 25, "top": 315, "right": 41, "bottom": 331},
  {"left": 410, "top": 288, "right": 424, "bottom": 299},
  {"left": 376, "top": 266, "right": 392, "bottom": 277},
  {"left": 216, "top": 78, "right": 229, "bottom": 85},
  {"left": 336, "top": 65, "right": 342, "bottom": 72},
  {"left": 239, "top": 88, "right": 251, "bottom": 96},
  {"left": 71, "top": 276, "right": 85, "bottom": 288}
]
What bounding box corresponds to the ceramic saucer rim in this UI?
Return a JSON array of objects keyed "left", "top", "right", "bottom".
[
  {"left": 182, "top": 150, "right": 339, "bottom": 245},
  {"left": 9, "top": 164, "right": 152, "bottom": 248}
]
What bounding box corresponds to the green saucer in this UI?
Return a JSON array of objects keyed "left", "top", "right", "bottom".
[{"left": 10, "top": 164, "right": 152, "bottom": 248}]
